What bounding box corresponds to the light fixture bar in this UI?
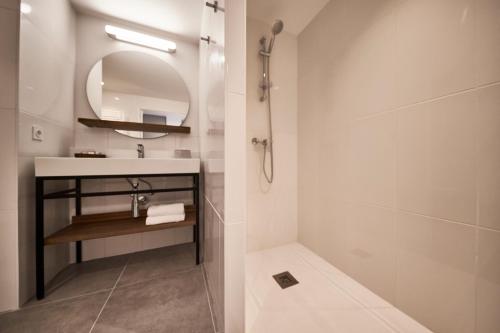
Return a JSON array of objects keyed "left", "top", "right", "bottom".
[{"left": 105, "top": 25, "right": 176, "bottom": 53}]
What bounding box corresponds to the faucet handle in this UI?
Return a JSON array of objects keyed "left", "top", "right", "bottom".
[{"left": 137, "top": 144, "right": 145, "bottom": 158}]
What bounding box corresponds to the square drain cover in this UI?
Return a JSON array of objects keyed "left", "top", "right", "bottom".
[{"left": 272, "top": 271, "right": 299, "bottom": 289}]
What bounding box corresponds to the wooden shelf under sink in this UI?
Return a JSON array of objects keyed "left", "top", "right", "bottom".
[
  {"left": 78, "top": 117, "right": 191, "bottom": 134},
  {"left": 44, "top": 206, "right": 195, "bottom": 245}
]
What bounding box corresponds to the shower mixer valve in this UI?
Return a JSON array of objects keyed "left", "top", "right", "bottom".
[{"left": 251, "top": 137, "right": 268, "bottom": 146}]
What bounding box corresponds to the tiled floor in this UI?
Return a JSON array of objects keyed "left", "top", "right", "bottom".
[
  {"left": 246, "top": 243, "right": 434, "bottom": 333},
  {"left": 0, "top": 243, "right": 215, "bottom": 333}
]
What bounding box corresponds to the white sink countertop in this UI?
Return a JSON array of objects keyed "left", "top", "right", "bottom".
[{"left": 35, "top": 157, "right": 200, "bottom": 177}]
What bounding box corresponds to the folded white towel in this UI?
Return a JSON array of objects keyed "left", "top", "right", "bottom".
[
  {"left": 145, "top": 213, "right": 185, "bottom": 226},
  {"left": 147, "top": 203, "right": 185, "bottom": 217}
]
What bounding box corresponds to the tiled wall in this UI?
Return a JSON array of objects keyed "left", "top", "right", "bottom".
[
  {"left": 201, "top": 0, "right": 247, "bottom": 332},
  {"left": 0, "top": 0, "right": 20, "bottom": 313},
  {"left": 17, "top": 0, "right": 75, "bottom": 306},
  {"left": 246, "top": 18, "right": 298, "bottom": 253},
  {"left": 224, "top": 0, "right": 247, "bottom": 332},
  {"left": 72, "top": 13, "right": 201, "bottom": 260},
  {"left": 199, "top": 1, "right": 225, "bottom": 330},
  {"left": 298, "top": 0, "right": 500, "bottom": 332}
]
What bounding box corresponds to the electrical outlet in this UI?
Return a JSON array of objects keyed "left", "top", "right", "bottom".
[{"left": 32, "top": 125, "right": 44, "bottom": 141}]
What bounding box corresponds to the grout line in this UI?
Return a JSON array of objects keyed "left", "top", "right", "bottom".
[
  {"left": 204, "top": 195, "right": 224, "bottom": 223},
  {"left": 397, "top": 208, "right": 499, "bottom": 232},
  {"left": 22, "top": 288, "right": 114, "bottom": 310},
  {"left": 117, "top": 266, "right": 199, "bottom": 290},
  {"left": 88, "top": 264, "right": 127, "bottom": 333},
  {"left": 201, "top": 266, "right": 218, "bottom": 333},
  {"left": 343, "top": 200, "right": 500, "bottom": 233},
  {"left": 354, "top": 80, "right": 500, "bottom": 122}
]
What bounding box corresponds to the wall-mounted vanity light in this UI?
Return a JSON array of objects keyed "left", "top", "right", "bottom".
[{"left": 104, "top": 25, "right": 176, "bottom": 53}]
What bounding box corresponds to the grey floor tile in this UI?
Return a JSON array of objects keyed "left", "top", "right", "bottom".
[
  {"left": 93, "top": 268, "right": 214, "bottom": 333},
  {"left": 0, "top": 291, "right": 108, "bottom": 333},
  {"left": 28, "top": 254, "right": 128, "bottom": 305},
  {"left": 118, "top": 243, "right": 197, "bottom": 287}
]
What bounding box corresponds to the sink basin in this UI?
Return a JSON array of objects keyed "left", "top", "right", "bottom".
[{"left": 35, "top": 157, "right": 200, "bottom": 177}]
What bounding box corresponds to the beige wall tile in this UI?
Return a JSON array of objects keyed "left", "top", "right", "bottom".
[
  {"left": 0, "top": 210, "right": 19, "bottom": 311},
  {"left": 395, "top": 0, "right": 475, "bottom": 105},
  {"left": 224, "top": 222, "right": 246, "bottom": 333},
  {"left": 314, "top": 201, "right": 353, "bottom": 276},
  {"left": 397, "top": 92, "right": 477, "bottom": 224},
  {"left": 0, "top": 109, "right": 18, "bottom": 211},
  {"left": 0, "top": 8, "right": 19, "bottom": 109},
  {"left": 395, "top": 211, "right": 475, "bottom": 333},
  {"left": 296, "top": 0, "right": 498, "bottom": 331},
  {"left": 226, "top": 92, "right": 246, "bottom": 224},
  {"left": 104, "top": 234, "right": 142, "bottom": 257},
  {"left": 0, "top": 4, "right": 19, "bottom": 313},
  {"left": 476, "top": 0, "right": 500, "bottom": 85},
  {"left": 477, "top": 229, "right": 500, "bottom": 333},
  {"left": 247, "top": 18, "right": 297, "bottom": 251},
  {"left": 225, "top": 0, "right": 245, "bottom": 95},
  {"left": 351, "top": 112, "right": 397, "bottom": 208},
  {"left": 349, "top": 204, "right": 397, "bottom": 304},
  {"left": 0, "top": 0, "right": 19, "bottom": 10},
  {"left": 477, "top": 84, "right": 500, "bottom": 231}
]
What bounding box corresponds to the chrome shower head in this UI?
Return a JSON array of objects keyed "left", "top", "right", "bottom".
[
  {"left": 267, "top": 19, "right": 284, "bottom": 54},
  {"left": 271, "top": 20, "right": 284, "bottom": 35}
]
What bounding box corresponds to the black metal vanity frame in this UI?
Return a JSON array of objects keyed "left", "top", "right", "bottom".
[{"left": 35, "top": 172, "right": 200, "bottom": 300}]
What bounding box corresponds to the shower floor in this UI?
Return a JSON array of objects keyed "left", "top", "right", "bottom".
[{"left": 246, "top": 243, "right": 432, "bottom": 333}]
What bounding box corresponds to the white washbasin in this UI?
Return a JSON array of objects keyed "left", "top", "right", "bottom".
[{"left": 35, "top": 157, "right": 200, "bottom": 177}]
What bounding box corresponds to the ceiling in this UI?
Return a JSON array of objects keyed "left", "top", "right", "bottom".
[
  {"left": 247, "top": 0, "right": 331, "bottom": 35},
  {"left": 70, "top": 0, "right": 203, "bottom": 42}
]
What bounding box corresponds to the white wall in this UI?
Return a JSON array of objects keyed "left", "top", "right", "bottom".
[
  {"left": 224, "top": 0, "right": 247, "bottom": 332},
  {"left": 199, "top": 1, "right": 225, "bottom": 331},
  {"left": 17, "top": 0, "right": 76, "bottom": 306},
  {"left": 298, "top": 1, "right": 500, "bottom": 332},
  {"left": 73, "top": 13, "right": 200, "bottom": 261},
  {"left": 200, "top": 0, "right": 248, "bottom": 332},
  {"left": 246, "top": 17, "right": 297, "bottom": 252},
  {"left": 0, "top": 0, "right": 20, "bottom": 313}
]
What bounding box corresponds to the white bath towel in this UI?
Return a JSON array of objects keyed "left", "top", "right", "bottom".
[
  {"left": 147, "top": 203, "right": 185, "bottom": 217},
  {"left": 145, "top": 213, "right": 185, "bottom": 226}
]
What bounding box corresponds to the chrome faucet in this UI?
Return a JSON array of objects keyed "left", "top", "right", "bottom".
[
  {"left": 126, "top": 178, "right": 150, "bottom": 218},
  {"left": 137, "top": 144, "right": 144, "bottom": 158}
]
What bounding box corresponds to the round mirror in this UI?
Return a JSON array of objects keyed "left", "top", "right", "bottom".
[{"left": 86, "top": 51, "right": 190, "bottom": 139}]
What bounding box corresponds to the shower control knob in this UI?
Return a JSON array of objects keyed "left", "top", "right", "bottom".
[{"left": 251, "top": 138, "right": 268, "bottom": 146}]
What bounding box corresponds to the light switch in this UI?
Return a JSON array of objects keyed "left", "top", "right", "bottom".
[{"left": 32, "top": 125, "right": 44, "bottom": 141}]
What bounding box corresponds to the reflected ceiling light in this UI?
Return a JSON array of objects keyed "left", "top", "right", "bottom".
[
  {"left": 105, "top": 25, "right": 176, "bottom": 53},
  {"left": 100, "top": 81, "right": 105, "bottom": 86},
  {"left": 20, "top": 3, "right": 32, "bottom": 14}
]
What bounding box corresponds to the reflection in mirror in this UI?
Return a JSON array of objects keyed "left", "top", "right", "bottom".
[{"left": 86, "top": 51, "right": 190, "bottom": 139}]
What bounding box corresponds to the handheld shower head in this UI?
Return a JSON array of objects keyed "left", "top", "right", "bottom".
[
  {"left": 271, "top": 20, "right": 284, "bottom": 35},
  {"left": 267, "top": 20, "right": 284, "bottom": 54}
]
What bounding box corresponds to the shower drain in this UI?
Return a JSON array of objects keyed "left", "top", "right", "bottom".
[{"left": 272, "top": 271, "right": 299, "bottom": 289}]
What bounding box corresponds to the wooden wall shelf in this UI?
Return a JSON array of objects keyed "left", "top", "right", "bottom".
[
  {"left": 45, "top": 206, "right": 195, "bottom": 245},
  {"left": 78, "top": 117, "right": 191, "bottom": 134}
]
